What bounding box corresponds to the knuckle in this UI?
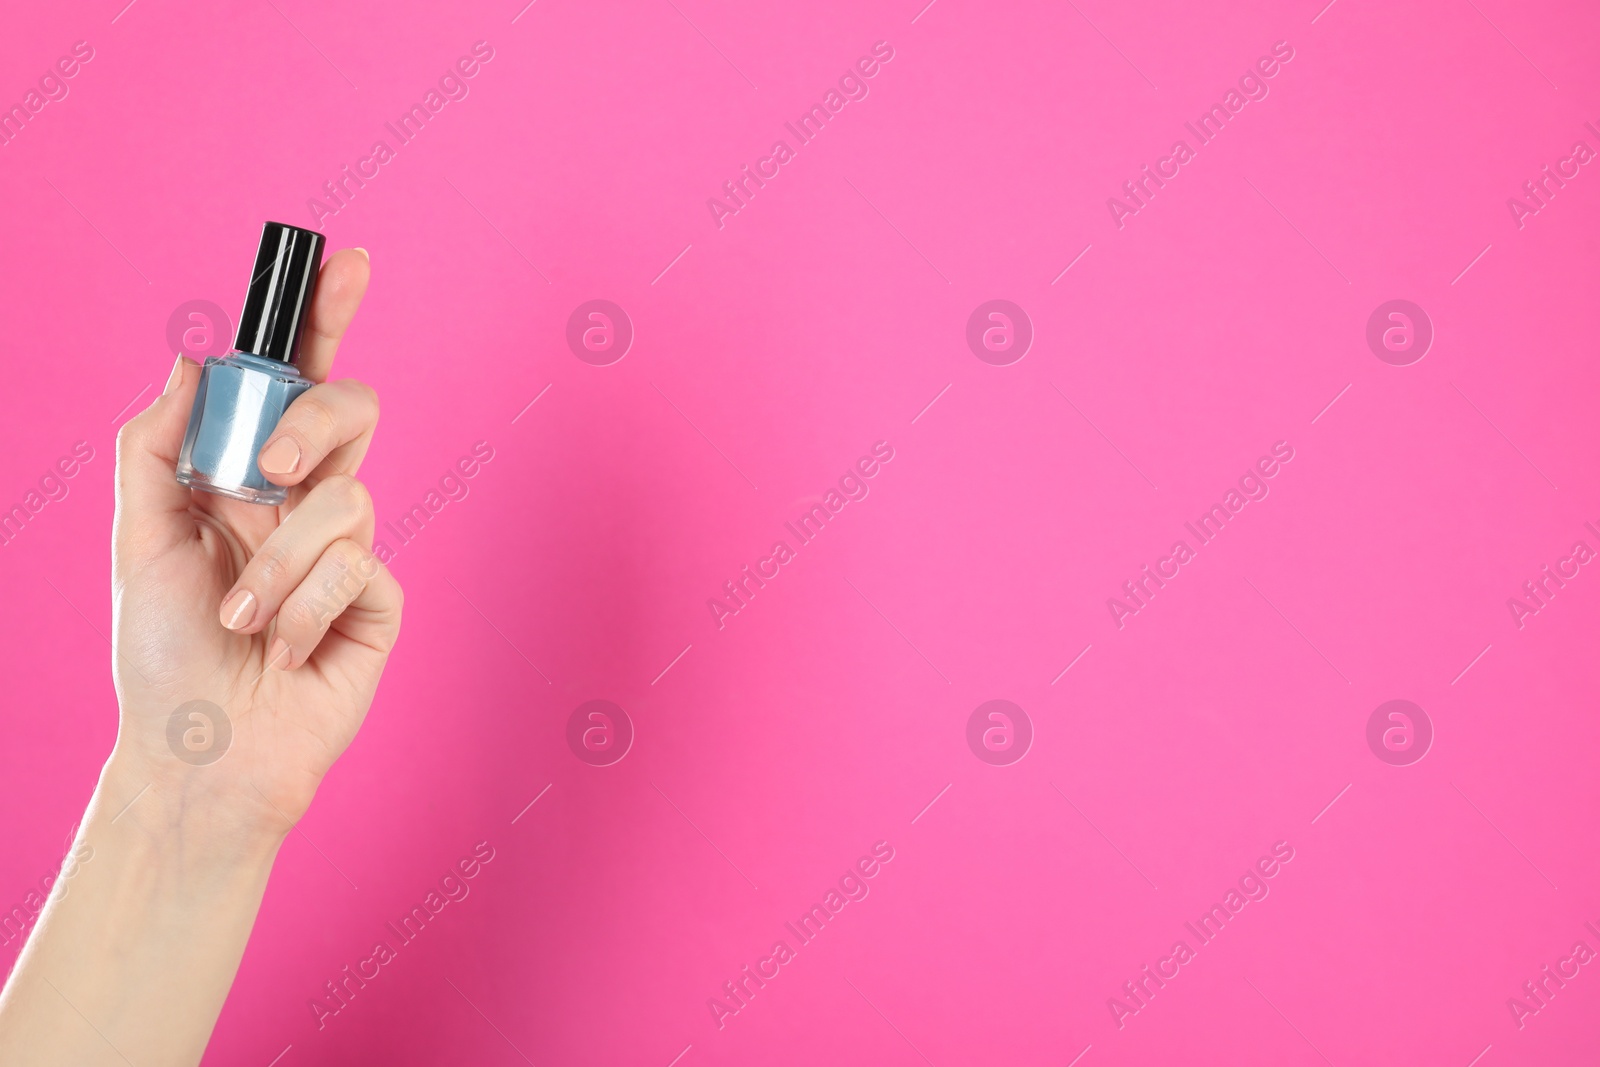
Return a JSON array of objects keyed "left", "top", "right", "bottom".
[
  {"left": 350, "top": 541, "right": 382, "bottom": 578},
  {"left": 254, "top": 545, "right": 296, "bottom": 586},
  {"left": 291, "top": 395, "right": 338, "bottom": 441},
  {"left": 280, "top": 596, "right": 326, "bottom": 635},
  {"left": 322, "top": 474, "right": 372, "bottom": 520},
  {"left": 343, "top": 377, "right": 380, "bottom": 417},
  {"left": 319, "top": 544, "right": 359, "bottom": 590},
  {"left": 334, "top": 538, "right": 370, "bottom": 573}
]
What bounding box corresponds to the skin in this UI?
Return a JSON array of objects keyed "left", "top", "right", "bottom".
[{"left": 0, "top": 248, "right": 402, "bottom": 1065}]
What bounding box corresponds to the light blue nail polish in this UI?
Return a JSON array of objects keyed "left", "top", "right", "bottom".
[{"left": 176, "top": 222, "right": 324, "bottom": 506}]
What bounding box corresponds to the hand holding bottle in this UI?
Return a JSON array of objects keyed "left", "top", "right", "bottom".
[
  {"left": 0, "top": 242, "right": 402, "bottom": 1066},
  {"left": 111, "top": 243, "right": 402, "bottom": 838}
]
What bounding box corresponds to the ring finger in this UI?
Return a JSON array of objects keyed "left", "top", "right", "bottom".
[{"left": 218, "top": 474, "right": 375, "bottom": 636}]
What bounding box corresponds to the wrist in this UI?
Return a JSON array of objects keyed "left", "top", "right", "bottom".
[
  {"left": 96, "top": 747, "right": 291, "bottom": 865},
  {"left": 0, "top": 750, "right": 285, "bottom": 1066}
]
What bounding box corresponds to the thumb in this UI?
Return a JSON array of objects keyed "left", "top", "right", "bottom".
[{"left": 113, "top": 356, "right": 202, "bottom": 561}]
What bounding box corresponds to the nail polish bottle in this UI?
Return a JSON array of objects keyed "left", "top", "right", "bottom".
[{"left": 176, "top": 222, "right": 325, "bottom": 505}]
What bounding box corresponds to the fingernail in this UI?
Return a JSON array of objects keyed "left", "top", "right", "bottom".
[
  {"left": 163, "top": 356, "right": 195, "bottom": 396},
  {"left": 353, "top": 247, "right": 369, "bottom": 262},
  {"left": 268, "top": 637, "right": 293, "bottom": 670},
  {"left": 220, "top": 589, "right": 256, "bottom": 631},
  {"left": 259, "top": 437, "right": 300, "bottom": 476}
]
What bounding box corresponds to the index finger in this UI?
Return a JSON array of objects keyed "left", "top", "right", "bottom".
[{"left": 297, "top": 247, "right": 371, "bottom": 382}]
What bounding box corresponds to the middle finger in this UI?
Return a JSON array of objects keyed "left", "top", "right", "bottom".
[{"left": 257, "top": 378, "right": 380, "bottom": 488}]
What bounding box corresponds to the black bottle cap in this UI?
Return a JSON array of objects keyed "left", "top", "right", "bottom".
[{"left": 234, "top": 221, "right": 326, "bottom": 364}]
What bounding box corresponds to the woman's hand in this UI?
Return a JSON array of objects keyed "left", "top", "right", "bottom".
[
  {"left": 0, "top": 246, "right": 404, "bottom": 1067},
  {"left": 108, "top": 246, "right": 402, "bottom": 844}
]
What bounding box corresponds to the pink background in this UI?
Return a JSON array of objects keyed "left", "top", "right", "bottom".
[{"left": 4, "top": 0, "right": 1600, "bottom": 1063}]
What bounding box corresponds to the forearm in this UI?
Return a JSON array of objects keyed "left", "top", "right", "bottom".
[{"left": 0, "top": 752, "right": 283, "bottom": 1066}]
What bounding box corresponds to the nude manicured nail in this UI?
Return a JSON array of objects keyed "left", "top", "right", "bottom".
[
  {"left": 268, "top": 637, "right": 293, "bottom": 670},
  {"left": 163, "top": 356, "right": 194, "bottom": 396},
  {"left": 258, "top": 437, "right": 300, "bottom": 475},
  {"left": 220, "top": 589, "right": 256, "bottom": 630},
  {"left": 354, "top": 246, "right": 369, "bottom": 261}
]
